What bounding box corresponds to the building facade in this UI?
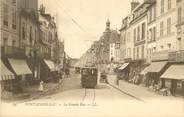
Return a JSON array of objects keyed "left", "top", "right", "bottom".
[
  {"left": 176, "top": 0, "right": 184, "bottom": 51},
  {"left": 1, "top": 0, "right": 63, "bottom": 98},
  {"left": 119, "top": 17, "right": 128, "bottom": 63},
  {"left": 109, "top": 30, "right": 120, "bottom": 62},
  {"left": 152, "top": 0, "right": 177, "bottom": 61},
  {"left": 128, "top": 1, "right": 153, "bottom": 80},
  {"left": 147, "top": 0, "right": 157, "bottom": 63},
  {"left": 1, "top": 0, "right": 19, "bottom": 52}
]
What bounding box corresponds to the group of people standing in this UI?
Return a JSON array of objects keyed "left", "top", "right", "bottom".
[{"left": 38, "top": 68, "right": 70, "bottom": 92}]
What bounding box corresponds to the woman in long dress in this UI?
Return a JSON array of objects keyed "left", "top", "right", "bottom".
[{"left": 38, "top": 81, "right": 44, "bottom": 92}]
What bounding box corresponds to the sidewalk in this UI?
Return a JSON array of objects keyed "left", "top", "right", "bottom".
[
  {"left": 3, "top": 79, "right": 65, "bottom": 103},
  {"left": 24, "top": 82, "right": 61, "bottom": 100},
  {"left": 107, "top": 74, "right": 182, "bottom": 102}
]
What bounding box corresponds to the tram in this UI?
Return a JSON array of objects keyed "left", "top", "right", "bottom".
[
  {"left": 75, "top": 67, "right": 81, "bottom": 74},
  {"left": 81, "top": 66, "right": 98, "bottom": 88}
]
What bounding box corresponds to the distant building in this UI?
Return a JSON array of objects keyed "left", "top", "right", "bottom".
[
  {"left": 109, "top": 30, "right": 120, "bottom": 62},
  {"left": 38, "top": 4, "right": 58, "bottom": 81},
  {"left": 100, "top": 19, "right": 111, "bottom": 64}
]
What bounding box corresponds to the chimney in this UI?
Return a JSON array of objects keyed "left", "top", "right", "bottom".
[{"left": 131, "top": 1, "right": 140, "bottom": 11}]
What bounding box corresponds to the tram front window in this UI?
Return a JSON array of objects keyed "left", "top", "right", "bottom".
[{"left": 82, "top": 69, "right": 89, "bottom": 75}]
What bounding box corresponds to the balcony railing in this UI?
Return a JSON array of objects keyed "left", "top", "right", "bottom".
[
  {"left": 169, "top": 50, "right": 184, "bottom": 62},
  {"left": 1, "top": 46, "right": 25, "bottom": 58},
  {"left": 152, "top": 50, "right": 169, "bottom": 61}
]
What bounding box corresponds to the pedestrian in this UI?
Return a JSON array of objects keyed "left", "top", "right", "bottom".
[
  {"left": 116, "top": 75, "right": 119, "bottom": 85},
  {"left": 38, "top": 80, "right": 44, "bottom": 92}
]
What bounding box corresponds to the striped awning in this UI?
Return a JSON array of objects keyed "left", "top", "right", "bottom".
[
  {"left": 118, "top": 63, "right": 129, "bottom": 70},
  {"left": 161, "top": 65, "right": 184, "bottom": 80},
  {"left": 8, "top": 58, "right": 32, "bottom": 75},
  {"left": 44, "top": 59, "right": 56, "bottom": 71},
  {"left": 1, "top": 59, "right": 15, "bottom": 81}
]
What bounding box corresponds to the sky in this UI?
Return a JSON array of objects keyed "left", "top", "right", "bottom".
[{"left": 39, "top": 0, "right": 141, "bottom": 58}]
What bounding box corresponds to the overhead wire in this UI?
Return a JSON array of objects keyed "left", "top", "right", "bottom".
[{"left": 54, "top": 0, "right": 98, "bottom": 42}]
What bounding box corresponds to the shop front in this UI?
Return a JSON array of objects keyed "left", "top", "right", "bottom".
[
  {"left": 141, "top": 61, "right": 168, "bottom": 87},
  {"left": 128, "top": 60, "right": 147, "bottom": 84},
  {"left": 161, "top": 64, "right": 184, "bottom": 96},
  {"left": 8, "top": 58, "right": 33, "bottom": 93},
  {"left": 118, "top": 63, "right": 130, "bottom": 80},
  {"left": 1, "top": 59, "right": 15, "bottom": 99},
  {"left": 140, "top": 66, "right": 150, "bottom": 86},
  {"left": 40, "top": 59, "right": 57, "bottom": 82}
]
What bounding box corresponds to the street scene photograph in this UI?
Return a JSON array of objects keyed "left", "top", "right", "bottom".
[{"left": 0, "top": 0, "right": 184, "bottom": 117}]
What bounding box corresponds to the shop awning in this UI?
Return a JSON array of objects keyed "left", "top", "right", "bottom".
[
  {"left": 118, "top": 63, "right": 129, "bottom": 70},
  {"left": 144, "top": 61, "right": 167, "bottom": 73},
  {"left": 8, "top": 58, "right": 32, "bottom": 75},
  {"left": 1, "top": 59, "right": 15, "bottom": 81},
  {"left": 161, "top": 65, "right": 184, "bottom": 80},
  {"left": 44, "top": 59, "right": 56, "bottom": 71}
]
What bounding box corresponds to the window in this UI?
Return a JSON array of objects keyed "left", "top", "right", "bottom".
[
  {"left": 161, "top": 45, "right": 164, "bottom": 49},
  {"left": 141, "top": 45, "right": 144, "bottom": 58},
  {"left": 12, "top": 0, "right": 16, "bottom": 4},
  {"left": 168, "top": 0, "right": 171, "bottom": 10},
  {"left": 167, "top": 43, "right": 171, "bottom": 50},
  {"left": 142, "top": 23, "right": 145, "bottom": 40},
  {"left": 178, "top": 38, "right": 182, "bottom": 50},
  {"left": 12, "top": 8, "right": 16, "bottom": 29},
  {"left": 137, "top": 46, "right": 139, "bottom": 59},
  {"left": 178, "top": 7, "right": 182, "bottom": 24},
  {"left": 153, "top": 27, "right": 156, "bottom": 41},
  {"left": 134, "top": 28, "right": 136, "bottom": 42},
  {"left": 22, "top": 23, "right": 26, "bottom": 40},
  {"left": 3, "top": 38, "right": 8, "bottom": 46},
  {"left": 129, "top": 48, "right": 131, "bottom": 58},
  {"left": 3, "top": 3, "right": 9, "bottom": 26},
  {"left": 30, "top": 26, "right": 33, "bottom": 44},
  {"left": 153, "top": 47, "right": 156, "bottom": 52},
  {"left": 137, "top": 26, "right": 140, "bottom": 41},
  {"left": 133, "top": 48, "right": 136, "bottom": 60},
  {"left": 161, "top": 0, "right": 164, "bottom": 14},
  {"left": 149, "top": 8, "right": 152, "bottom": 22},
  {"left": 153, "top": 5, "right": 156, "bottom": 20},
  {"left": 127, "top": 32, "right": 130, "bottom": 42},
  {"left": 160, "top": 21, "right": 164, "bottom": 36},
  {"left": 35, "top": 29, "right": 37, "bottom": 43},
  {"left": 12, "top": 40, "right": 16, "bottom": 47},
  {"left": 167, "top": 18, "right": 171, "bottom": 34},
  {"left": 149, "top": 29, "right": 152, "bottom": 41}
]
